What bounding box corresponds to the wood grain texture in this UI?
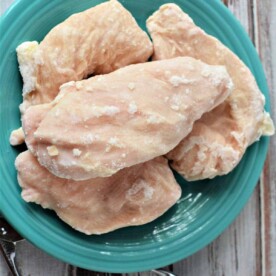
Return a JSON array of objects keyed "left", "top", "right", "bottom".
[
  {"left": 223, "top": 0, "right": 255, "bottom": 39},
  {"left": 255, "top": 0, "right": 276, "bottom": 275},
  {"left": 0, "top": 0, "right": 275, "bottom": 275},
  {"left": 0, "top": 0, "right": 12, "bottom": 15}
]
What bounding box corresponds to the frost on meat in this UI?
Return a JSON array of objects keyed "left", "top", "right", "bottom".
[{"left": 23, "top": 57, "right": 233, "bottom": 180}]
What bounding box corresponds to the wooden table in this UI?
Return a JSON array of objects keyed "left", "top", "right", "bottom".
[{"left": 1, "top": 0, "right": 275, "bottom": 275}]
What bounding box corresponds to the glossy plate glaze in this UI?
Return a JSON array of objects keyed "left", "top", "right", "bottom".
[{"left": 0, "top": 0, "right": 271, "bottom": 273}]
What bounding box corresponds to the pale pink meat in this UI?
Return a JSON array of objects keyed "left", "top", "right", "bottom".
[
  {"left": 19, "top": 0, "right": 153, "bottom": 110},
  {"left": 147, "top": 4, "right": 275, "bottom": 180},
  {"left": 16, "top": 151, "right": 181, "bottom": 235},
  {"left": 11, "top": 0, "right": 153, "bottom": 145},
  {"left": 9, "top": 127, "right": 25, "bottom": 146},
  {"left": 23, "top": 57, "right": 233, "bottom": 180}
]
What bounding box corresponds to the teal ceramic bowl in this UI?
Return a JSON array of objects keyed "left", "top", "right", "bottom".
[{"left": 0, "top": 0, "right": 271, "bottom": 273}]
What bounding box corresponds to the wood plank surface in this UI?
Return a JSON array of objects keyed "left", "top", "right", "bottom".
[
  {"left": 256, "top": 1, "right": 276, "bottom": 275},
  {"left": 0, "top": 0, "right": 275, "bottom": 275}
]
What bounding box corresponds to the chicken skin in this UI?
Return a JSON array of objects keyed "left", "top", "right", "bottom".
[
  {"left": 10, "top": 0, "right": 153, "bottom": 145},
  {"left": 147, "top": 4, "right": 275, "bottom": 180},
  {"left": 16, "top": 151, "right": 181, "bottom": 235},
  {"left": 23, "top": 57, "right": 233, "bottom": 180}
]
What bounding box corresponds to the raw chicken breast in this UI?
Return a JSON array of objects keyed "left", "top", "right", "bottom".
[
  {"left": 23, "top": 57, "right": 233, "bottom": 180},
  {"left": 19, "top": 0, "right": 152, "bottom": 109},
  {"left": 16, "top": 151, "right": 181, "bottom": 235},
  {"left": 9, "top": 127, "right": 25, "bottom": 146},
  {"left": 147, "top": 4, "right": 275, "bottom": 180},
  {"left": 10, "top": 0, "right": 152, "bottom": 145}
]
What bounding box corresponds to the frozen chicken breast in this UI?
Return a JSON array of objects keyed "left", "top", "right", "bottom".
[
  {"left": 147, "top": 4, "right": 275, "bottom": 180},
  {"left": 23, "top": 57, "right": 233, "bottom": 180},
  {"left": 10, "top": 0, "right": 153, "bottom": 145},
  {"left": 16, "top": 151, "right": 181, "bottom": 235},
  {"left": 9, "top": 127, "right": 25, "bottom": 146},
  {"left": 18, "top": 0, "right": 152, "bottom": 109}
]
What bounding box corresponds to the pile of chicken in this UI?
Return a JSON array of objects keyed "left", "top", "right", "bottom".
[{"left": 12, "top": 0, "right": 274, "bottom": 235}]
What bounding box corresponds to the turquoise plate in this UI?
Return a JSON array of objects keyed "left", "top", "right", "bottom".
[{"left": 0, "top": 0, "right": 271, "bottom": 273}]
